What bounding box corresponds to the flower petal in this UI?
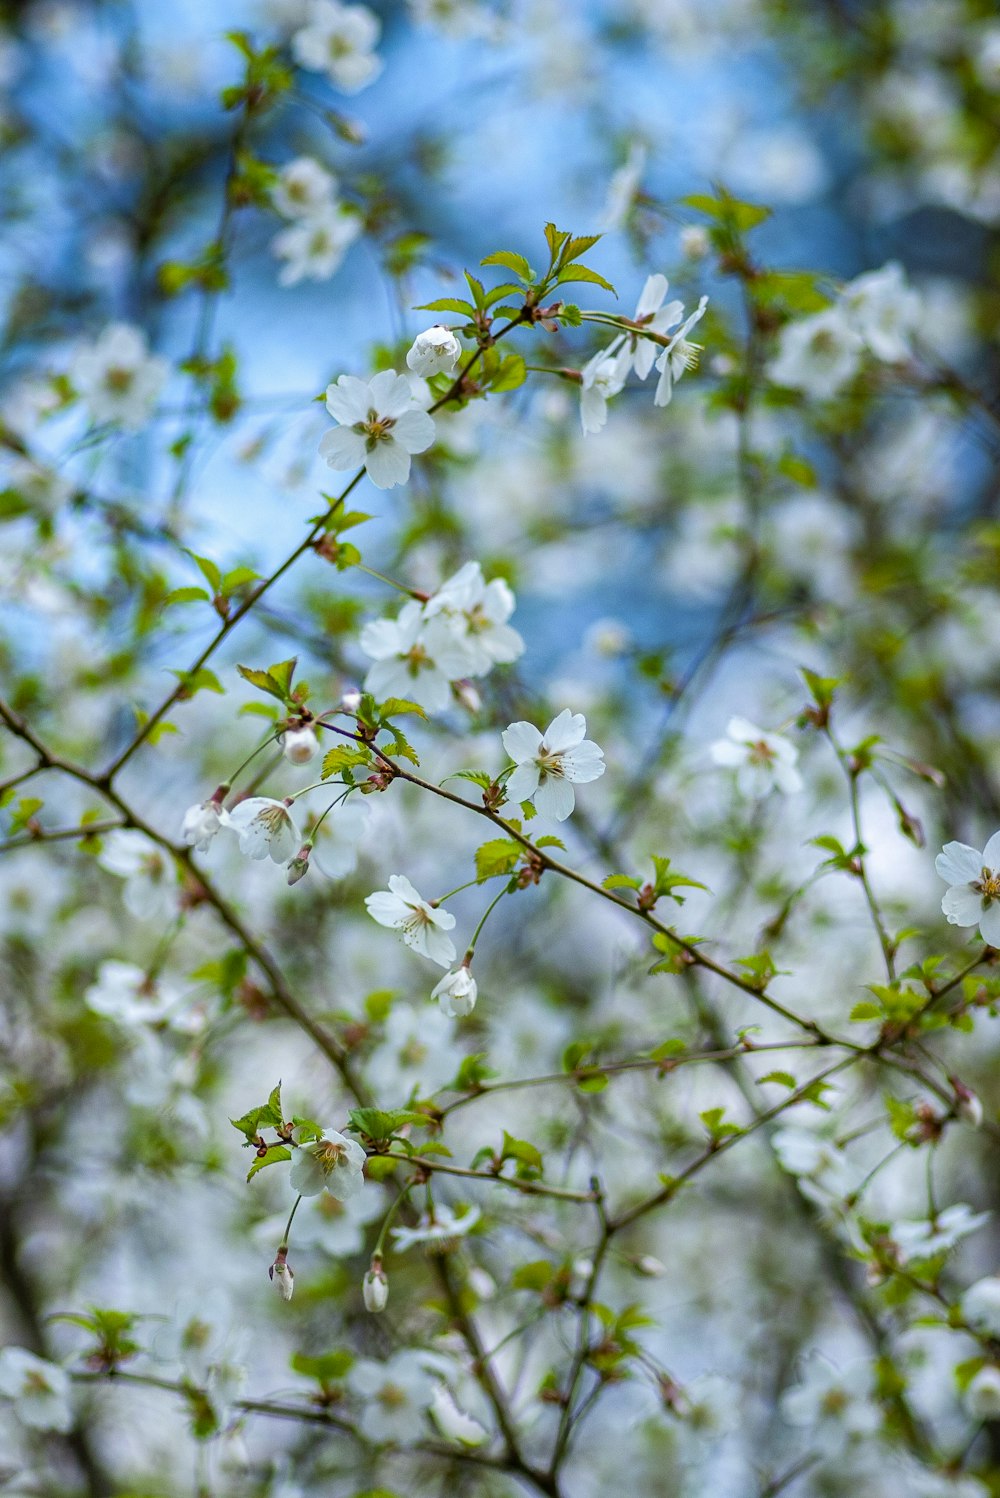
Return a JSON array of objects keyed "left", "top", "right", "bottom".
[
  {"left": 534, "top": 776, "right": 576, "bottom": 821},
  {"left": 501, "top": 721, "right": 543, "bottom": 763},
  {"left": 935, "top": 842, "right": 983, "bottom": 886},
  {"left": 942, "top": 885, "right": 983, "bottom": 927}
]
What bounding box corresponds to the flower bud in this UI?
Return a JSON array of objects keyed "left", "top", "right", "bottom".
[
  {"left": 282, "top": 725, "right": 320, "bottom": 765},
  {"left": 406, "top": 325, "right": 461, "bottom": 377},
  {"left": 269, "top": 1249, "right": 294, "bottom": 1302},
  {"left": 680, "top": 225, "right": 710, "bottom": 260},
  {"left": 431, "top": 966, "right": 478, "bottom": 1018},
  {"left": 953, "top": 1077, "right": 984, "bottom": 1128},
  {"left": 181, "top": 798, "right": 224, "bottom": 852},
  {"left": 966, "top": 1365, "right": 1000, "bottom": 1420},
  {"left": 453, "top": 679, "right": 482, "bottom": 714},
  {"left": 633, "top": 1254, "right": 667, "bottom": 1278},
  {"left": 340, "top": 687, "right": 362, "bottom": 714},
  {"left": 363, "top": 1257, "right": 388, "bottom": 1313},
  {"left": 286, "top": 846, "right": 311, "bottom": 886}
]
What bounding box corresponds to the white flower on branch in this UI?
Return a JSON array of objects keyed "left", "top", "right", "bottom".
[
  {"left": 320, "top": 370, "right": 435, "bottom": 489},
  {"left": 360, "top": 598, "right": 473, "bottom": 712},
  {"left": 281, "top": 724, "right": 320, "bottom": 764},
  {"left": 422, "top": 560, "right": 525, "bottom": 675},
  {"left": 406, "top": 325, "right": 461, "bottom": 377},
  {"left": 364, "top": 874, "right": 457, "bottom": 967},
  {"left": 709, "top": 716, "right": 802, "bottom": 797},
  {"left": 962, "top": 1277, "right": 1000, "bottom": 1337},
  {"left": 271, "top": 155, "right": 338, "bottom": 219},
  {"left": 391, "top": 1203, "right": 480, "bottom": 1253},
  {"left": 965, "top": 1366, "right": 1000, "bottom": 1421},
  {"left": 614, "top": 274, "right": 685, "bottom": 381},
  {"left": 85, "top": 960, "right": 178, "bottom": 1027},
  {"left": 431, "top": 966, "right": 477, "bottom": 1018},
  {"left": 181, "top": 799, "right": 224, "bottom": 852},
  {"left": 97, "top": 829, "right": 179, "bottom": 920},
  {"left": 291, "top": 0, "right": 383, "bottom": 93},
  {"left": 890, "top": 1203, "right": 991, "bottom": 1265},
  {"left": 779, "top": 1353, "right": 880, "bottom": 1452},
  {"left": 767, "top": 307, "right": 864, "bottom": 400},
  {"left": 502, "top": 707, "right": 606, "bottom": 821},
  {"left": 579, "top": 346, "right": 626, "bottom": 435},
  {"left": 936, "top": 833, "right": 1000, "bottom": 947},
  {"left": 840, "top": 261, "right": 920, "bottom": 364},
  {"left": 289, "top": 1127, "right": 367, "bottom": 1200},
  {"left": 362, "top": 1258, "right": 388, "bottom": 1312},
  {"left": 0, "top": 1347, "right": 73, "bottom": 1433},
  {"left": 222, "top": 797, "right": 301, "bottom": 864},
  {"left": 347, "top": 1350, "right": 434, "bottom": 1444},
  {"left": 653, "top": 295, "right": 709, "bottom": 406},
  {"left": 70, "top": 322, "right": 168, "bottom": 431},
  {"left": 272, "top": 206, "right": 360, "bottom": 286}
]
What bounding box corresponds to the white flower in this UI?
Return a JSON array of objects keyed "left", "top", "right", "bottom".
[
  {"left": 272, "top": 155, "right": 337, "bottom": 219},
  {"left": 600, "top": 140, "right": 646, "bottom": 231},
  {"left": 221, "top": 797, "right": 301, "bottom": 864},
  {"left": 391, "top": 1203, "right": 480, "bottom": 1253},
  {"left": 0, "top": 1347, "right": 73, "bottom": 1433},
  {"left": 432, "top": 967, "right": 477, "bottom": 1018},
  {"left": 152, "top": 1292, "right": 234, "bottom": 1382},
  {"left": 709, "top": 716, "right": 802, "bottom": 797},
  {"left": 181, "top": 799, "right": 223, "bottom": 852},
  {"left": 291, "top": 0, "right": 383, "bottom": 93},
  {"left": 348, "top": 1350, "right": 434, "bottom": 1444},
  {"left": 779, "top": 1354, "right": 880, "bottom": 1453},
  {"left": 270, "top": 1260, "right": 295, "bottom": 1301},
  {"left": 840, "top": 262, "right": 920, "bottom": 364},
  {"left": 97, "top": 829, "right": 178, "bottom": 920},
  {"left": 320, "top": 369, "right": 435, "bottom": 489},
  {"left": 360, "top": 598, "right": 472, "bottom": 712},
  {"left": 936, "top": 834, "right": 1000, "bottom": 947},
  {"left": 366, "top": 1003, "right": 458, "bottom": 1100},
  {"left": 70, "top": 323, "right": 168, "bottom": 430},
  {"left": 965, "top": 1366, "right": 1000, "bottom": 1421},
  {"left": 579, "top": 346, "right": 626, "bottom": 435},
  {"left": 272, "top": 206, "right": 359, "bottom": 286},
  {"left": 363, "top": 1260, "right": 388, "bottom": 1312},
  {"left": 430, "top": 1383, "right": 488, "bottom": 1445},
  {"left": 501, "top": 708, "right": 606, "bottom": 822},
  {"left": 85, "top": 960, "right": 177, "bottom": 1027},
  {"left": 615, "top": 274, "right": 685, "bottom": 381},
  {"left": 680, "top": 225, "right": 710, "bottom": 259},
  {"left": 962, "top": 1277, "right": 1000, "bottom": 1337},
  {"left": 767, "top": 307, "right": 864, "bottom": 399},
  {"left": 365, "top": 874, "right": 457, "bottom": 967},
  {"left": 771, "top": 1126, "right": 853, "bottom": 1205},
  {"left": 289, "top": 1127, "right": 367, "bottom": 1200},
  {"left": 281, "top": 724, "right": 320, "bottom": 764},
  {"left": 890, "top": 1204, "right": 991, "bottom": 1265},
  {"left": 422, "top": 560, "right": 525, "bottom": 675},
  {"left": 653, "top": 295, "right": 709, "bottom": 406},
  {"left": 406, "top": 325, "right": 461, "bottom": 377}
]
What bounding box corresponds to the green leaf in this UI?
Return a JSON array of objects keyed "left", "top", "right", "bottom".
[
  {"left": 682, "top": 193, "right": 772, "bottom": 232},
  {"left": 346, "top": 1107, "right": 427, "bottom": 1141},
  {"left": 445, "top": 769, "right": 494, "bottom": 789},
  {"left": 648, "top": 1038, "right": 687, "bottom": 1061},
  {"left": 758, "top": 1071, "right": 796, "bottom": 1089},
  {"left": 321, "top": 744, "right": 371, "bottom": 779},
  {"left": 247, "top": 1145, "right": 290, "bottom": 1180},
  {"left": 490, "top": 353, "right": 527, "bottom": 392},
  {"left": 475, "top": 838, "right": 522, "bottom": 881},
  {"left": 237, "top": 664, "right": 291, "bottom": 702},
  {"left": 170, "top": 667, "right": 224, "bottom": 697},
  {"left": 385, "top": 726, "right": 420, "bottom": 765},
  {"left": 561, "top": 234, "right": 602, "bottom": 261},
  {"left": 534, "top": 835, "right": 565, "bottom": 850},
  {"left": 543, "top": 222, "right": 570, "bottom": 261},
  {"left": 184, "top": 550, "right": 221, "bottom": 592},
  {"left": 452, "top": 1052, "right": 498, "bottom": 1090},
  {"left": 555, "top": 263, "right": 616, "bottom": 294},
  {"left": 850, "top": 1001, "right": 882, "bottom": 1022},
  {"left": 576, "top": 1070, "right": 609, "bottom": 1093},
  {"left": 290, "top": 1349, "right": 354, "bottom": 1383},
  {"left": 377, "top": 698, "right": 428, "bottom": 720},
  {"left": 511, "top": 1260, "right": 554, "bottom": 1292},
  {"left": 604, "top": 873, "right": 642, "bottom": 891},
  {"left": 164, "top": 586, "right": 211, "bottom": 607},
  {"left": 464, "top": 271, "right": 486, "bottom": 310},
  {"left": 501, "top": 1131, "right": 543, "bottom": 1173},
  {"left": 481, "top": 249, "right": 535, "bottom": 282},
  {"left": 700, "top": 1107, "right": 742, "bottom": 1141},
  {"left": 415, "top": 297, "right": 475, "bottom": 317}
]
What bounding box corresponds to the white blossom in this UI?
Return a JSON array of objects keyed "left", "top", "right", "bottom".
[
  {"left": 291, "top": 0, "right": 383, "bottom": 93},
  {"left": 391, "top": 1203, "right": 480, "bottom": 1253},
  {"left": 281, "top": 724, "right": 320, "bottom": 764},
  {"left": 270, "top": 1260, "right": 295, "bottom": 1301},
  {"left": 614, "top": 274, "right": 685, "bottom": 381},
  {"left": 360, "top": 599, "right": 472, "bottom": 712},
  {"left": 709, "top": 716, "right": 802, "bottom": 797},
  {"left": 600, "top": 140, "right": 646, "bottom": 231},
  {"left": 320, "top": 370, "right": 435, "bottom": 489},
  {"left": 432, "top": 967, "right": 477, "bottom": 1018},
  {"left": 272, "top": 206, "right": 360, "bottom": 286},
  {"left": 347, "top": 1350, "right": 434, "bottom": 1444},
  {"left": 364, "top": 874, "right": 457, "bottom": 967},
  {"left": 422, "top": 560, "right": 525, "bottom": 675},
  {"left": 406, "top": 325, "right": 461, "bottom": 377},
  {"left": 840, "top": 261, "right": 921, "bottom": 364},
  {"left": 363, "top": 1260, "right": 388, "bottom": 1312},
  {"left": 222, "top": 797, "right": 301, "bottom": 864},
  {"left": 272, "top": 155, "right": 338, "bottom": 219},
  {"left": 653, "top": 295, "right": 709, "bottom": 406},
  {"left": 779, "top": 1354, "right": 880, "bottom": 1453},
  {"left": 430, "top": 1382, "right": 488, "bottom": 1445},
  {"left": 502, "top": 708, "right": 606, "bottom": 821},
  {"left": 890, "top": 1203, "right": 991, "bottom": 1265},
  {"left": 97, "top": 829, "right": 179, "bottom": 920},
  {"left": 579, "top": 346, "right": 626, "bottom": 435},
  {"left": 181, "top": 799, "right": 223, "bottom": 852},
  {"left": 680, "top": 225, "right": 710, "bottom": 259},
  {"left": 70, "top": 323, "right": 168, "bottom": 430},
  {"left": 936, "top": 834, "right": 1000, "bottom": 947},
  {"left": 965, "top": 1366, "right": 1000, "bottom": 1421},
  {"left": 767, "top": 307, "right": 864, "bottom": 400},
  {"left": 962, "top": 1277, "right": 1000, "bottom": 1337},
  {"left": 85, "top": 960, "right": 177, "bottom": 1027},
  {"left": 289, "top": 1127, "right": 367, "bottom": 1200},
  {"left": 0, "top": 1347, "right": 73, "bottom": 1433}
]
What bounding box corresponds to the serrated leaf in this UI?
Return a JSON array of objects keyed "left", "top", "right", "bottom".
[
  {"left": 164, "top": 586, "right": 211, "bottom": 607},
  {"left": 184, "top": 549, "right": 221, "bottom": 592},
  {"left": 850, "top": 1001, "right": 882, "bottom": 1022},
  {"left": 555, "top": 263, "right": 616, "bottom": 294},
  {"left": 534, "top": 835, "right": 564, "bottom": 850},
  {"left": 236, "top": 664, "right": 289, "bottom": 702},
  {"left": 603, "top": 873, "right": 642, "bottom": 891},
  {"left": 475, "top": 838, "right": 522, "bottom": 881},
  {"left": 491, "top": 353, "right": 527, "bottom": 392},
  {"left": 377, "top": 698, "right": 427, "bottom": 720},
  {"left": 321, "top": 744, "right": 371, "bottom": 779},
  {"left": 501, "top": 1131, "right": 543, "bottom": 1172},
  {"left": 416, "top": 297, "right": 475, "bottom": 317},
  {"left": 758, "top": 1071, "right": 796, "bottom": 1089},
  {"left": 247, "top": 1145, "right": 290, "bottom": 1180},
  {"left": 464, "top": 271, "right": 486, "bottom": 309},
  {"left": 346, "top": 1107, "right": 427, "bottom": 1140},
  {"left": 170, "top": 667, "right": 224, "bottom": 697},
  {"left": 481, "top": 249, "right": 534, "bottom": 282}
]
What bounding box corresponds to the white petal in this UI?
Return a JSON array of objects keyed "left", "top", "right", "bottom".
[
  {"left": 942, "top": 885, "right": 983, "bottom": 927},
  {"left": 543, "top": 708, "right": 586, "bottom": 753},
  {"left": 982, "top": 830, "right": 1000, "bottom": 869},
  {"left": 505, "top": 763, "right": 541, "bottom": 803},
  {"left": 387, "top": 873, "right": 424, "bottom": 905},
  {"left": 319, "top": 425, "right": 367, "bottom": 470},
  {"left": 369, "top": 368, "right": 411, "bottom": 417},
  {"left": 365, "top": 438, "right": 411, "bottom": 489},
  {"left": 392, "top": 408, "right": 436, "bottom": 454},
  {"left": 980, "top": 903, "right": 1000, "bottom": 948},
  {"left": 324, "top": 375, "right": 371, "bottom": 425},
  {"left": 502, "top": 721, "right": 543, "bottom": 763},
  {"left": 935, "top": 842, "right": 983, "bottom": 885},
  {"left": 535, "top": 777, "right": 576, "bottom": 821},
  {"left": 563, "top": 742, "right": 606, "bottom": 784}
]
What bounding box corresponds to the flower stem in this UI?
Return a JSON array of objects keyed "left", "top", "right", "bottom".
[
  {"left": 280, "top": 1194, "right": 303, "bottom": 1251},
  {"left": 467, "top": 884, "right": 510, "bottom": 957},
  {"left": 373, "top": 1181, "right": 413, "bottom": 1258}
]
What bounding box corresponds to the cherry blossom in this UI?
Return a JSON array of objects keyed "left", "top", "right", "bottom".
[
  {"left": 289, "top": 1127, "right": 367, "bottom": 1199},
  {"left": 360, "top": 599, "right": 472, "bottom": 712},
  {"left": 767, "top": 307, "right": 864, "bottom": 399},
  {"left": 291, "top": 0, "right": 383, "bottom": 93},
  {"left": 364, "top": 874, "right": 457, "bottom": 967},
  {"left": 347, "top": 1350, "right": 434, "bottom": 1444},
  {"left": 422, "top": 560, "right": 525, "bottom": 675},
  {"left": 97, "top": 829, "right": 179, "bottom": 920},
  {"left": 709, "top": 716, "right": 802, "bottom": 797},
  {"left": 0, "top": 1347, "right": 73, "bottom": 1432},
  {"left": 406, "top": 325, "right": 462, "bottom": 377},
  {"left": 71, "top": 322, "right": 168, "bottom": 430},
  {"left": 181, "top": 799, "right": 223, "bottom": 852},
  {"left": 272, "top": 207, "right": 360, "bottom": 286},
  {"left": 501, "top": 708, "right": 606, "bottom": 821},
  {"left": 431, "top": 966, "right": 477, "bottom": 1017},
  {"left": 391, "top": 1203, "right": 480, "bottom": 1253},
  {"left": 320, "top": 370, "right": 435, "bottom": 489},
  {"left": 222, "top": 797, "right": 301, "bottom": 864},
  {"left": 271, "top": 155, "right": 338, "bottom": 219},
  {"left": 936, "top": 833, "right": 1000, "bottom": 946},
  {"left": 653, "top": 295, "right": 709, "bottom": 406}
]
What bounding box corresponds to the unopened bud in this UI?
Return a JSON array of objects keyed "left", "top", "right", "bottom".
[
  {"left": 363, "top": 1257, "right": 388, "bottom": 1313},
  {"left": 286, "top": 846, "right": 311, "bottom": 886},
  {"left": 282, "top": 724, "right": 320, "bottom": 765},
  {"left": 340, "top": 687, "right": 362, "bottom": 714},
  {"left": 680, "top": 225, "right": 710, "bottom": 260},
  {"left": 269, "top": 1247, "right": 294, "bottom": 1301},
  {"left": 952, "top": 1077, "right": 984, "bottom": 1129},
  {"left": 633, "top": 1254, "right": 667, "bottom": 1278},
  {"left": 453, "top": 679, "right": 481, "bottom": 714}
]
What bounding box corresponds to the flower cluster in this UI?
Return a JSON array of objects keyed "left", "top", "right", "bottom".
[
  {"left": 270, "top": 155, "right": 360, "bottom": 287},
  {"left": 579, "top": 274, "right": 709, "bottom": 433},
  {"left": 291, "top": 0, "right": 382, "bottom": 92}
]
